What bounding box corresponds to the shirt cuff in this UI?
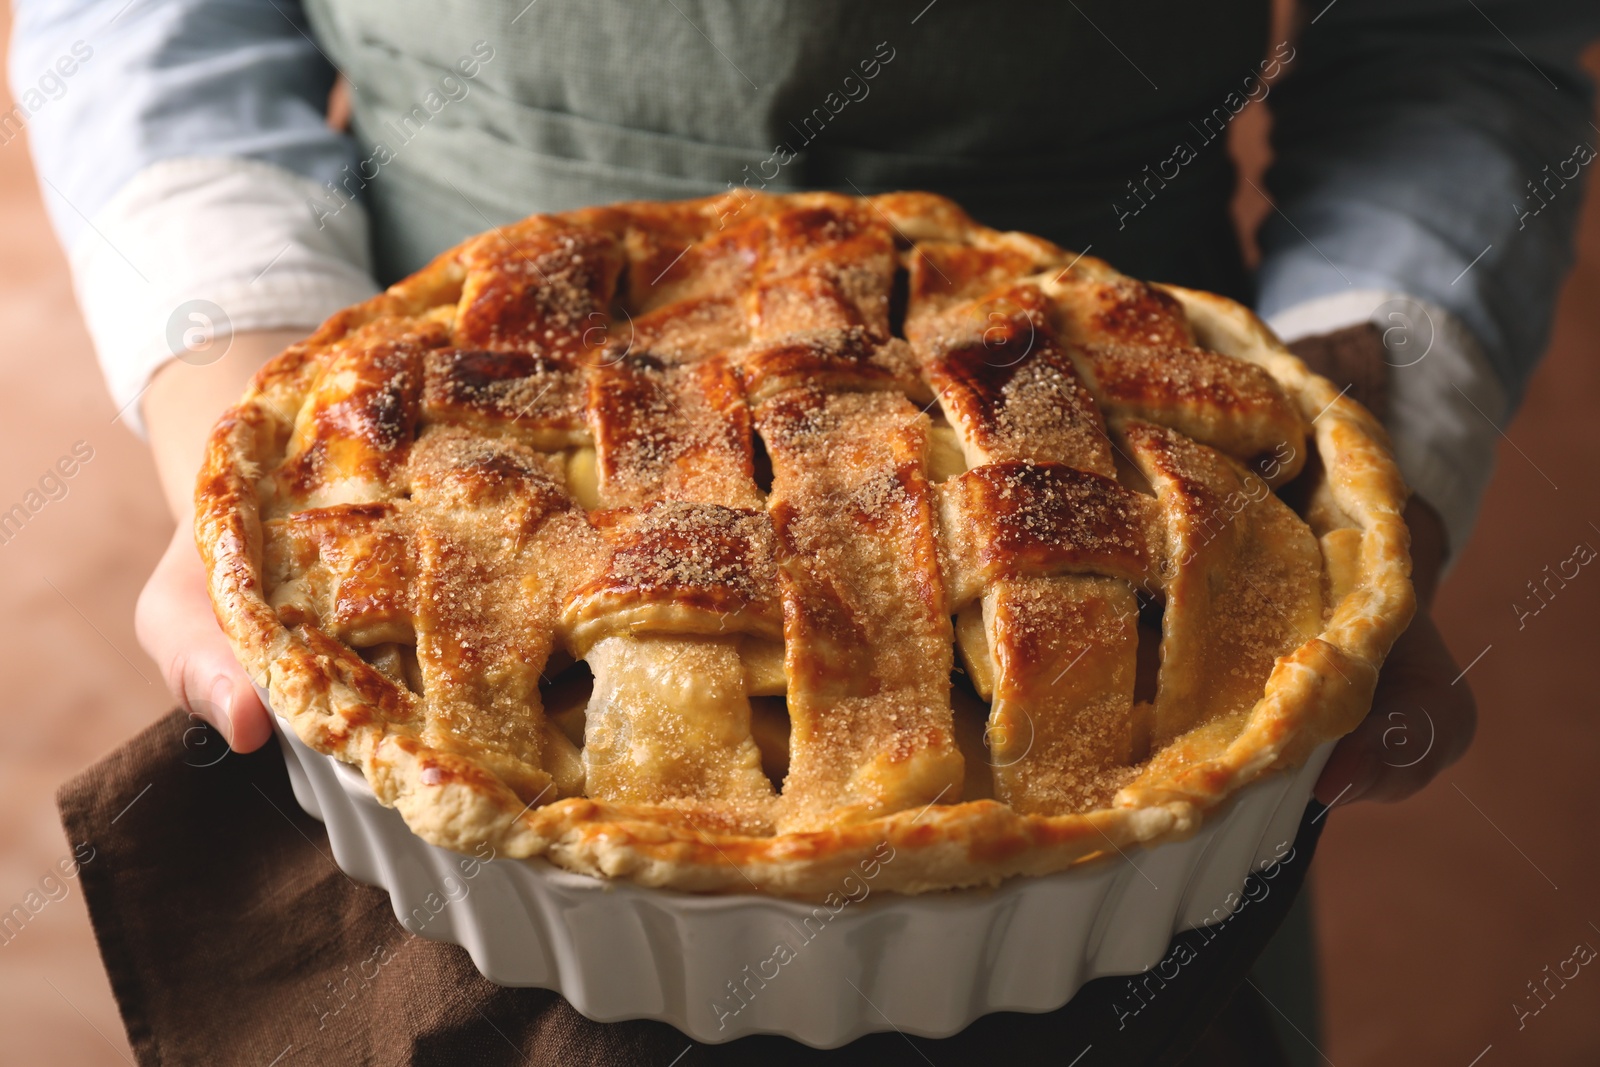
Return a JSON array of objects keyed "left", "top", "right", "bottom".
[
  {"left": 1265, "top": 289, "right": 1509, "bottom": 563},
  {"left": 65, "top": 156, "right": 380, "bottom": 437}
]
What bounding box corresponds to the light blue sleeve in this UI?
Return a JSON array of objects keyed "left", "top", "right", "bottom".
[
  {"left": 1257, "top": 0, "right": 1598, "bottom": 406},
  {"left": 8, "top": 0, "right": 359, "bottom": 251}
]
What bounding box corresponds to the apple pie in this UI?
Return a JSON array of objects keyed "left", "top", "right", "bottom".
[{"left": 196, "top": 190, "right": 1414, "bottom": 895}]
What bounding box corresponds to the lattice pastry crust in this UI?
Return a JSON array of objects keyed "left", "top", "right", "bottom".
[{"left": 197, "top": 191, "right": 1414, "bottom": 896}]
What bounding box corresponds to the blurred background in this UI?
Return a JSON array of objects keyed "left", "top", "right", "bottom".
[{"left": 0, "top": 4, "right": 1595, "bottom": 1062}]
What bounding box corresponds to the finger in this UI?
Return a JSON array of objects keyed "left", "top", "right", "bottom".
[
  {"left": 1361, "top": 614, "right": 1477, "bottom": 803},
  {"left": 1314, "top": 612, "right": 1477, "bottom": 807},
  {"left": 135, "top": 527, "right": 275, "bottom": 753},
  {"left": 1314, "top": 721, "right": 1382, "bottom": 807}
]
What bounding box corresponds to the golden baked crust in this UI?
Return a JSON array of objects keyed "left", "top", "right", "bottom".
[{"left": 197, "top": 191, "right": 1414, "bottom": 896}]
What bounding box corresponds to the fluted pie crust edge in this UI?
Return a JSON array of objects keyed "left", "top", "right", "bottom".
[{"left": 196, "top": 191, "right": 1414, "bottom": 897}]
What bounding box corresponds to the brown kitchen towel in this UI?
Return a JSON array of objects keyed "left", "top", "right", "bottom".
[{"left": 60, "top": 710, "right": 1320, "bottom": 1066}]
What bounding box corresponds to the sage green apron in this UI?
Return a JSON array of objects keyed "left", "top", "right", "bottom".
[{"left": 303, "top": 0, "right": 1268, "bottom": 299}]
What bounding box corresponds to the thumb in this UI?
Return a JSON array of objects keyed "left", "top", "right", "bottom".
[{"left": 136, "top": 525, "right": 274, "bottom": 753}]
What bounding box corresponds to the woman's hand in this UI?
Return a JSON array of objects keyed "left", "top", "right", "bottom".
[
  {"left": 136, "top": 521, "right": 274, "bottom": 752},
  {"left": 1314, "top": 496, "right": 1478, "bottom": 806},
  {"left": 136, "top": 328, "right": 306, "bottom": 753}
]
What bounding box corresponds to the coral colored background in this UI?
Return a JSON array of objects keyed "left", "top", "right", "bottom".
[{"left": 0, "top": 6, "right": 1595, "bottom": 1062}]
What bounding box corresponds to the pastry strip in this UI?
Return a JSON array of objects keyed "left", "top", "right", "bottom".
[
  {"left": 1121, "top": 419, "right": 1324, "bottom": 744},
  {"left": 921, "top": 293, "right": 1150, "bottom": 813},
  {"left": 408, "top": 428, "right": 600, "bottom": 803},
  {"left": 758, "top": 387, "right": 962, "bottom": 831},
  {"left": 576, "top": 350, "right": 777, "bottom": 812}
]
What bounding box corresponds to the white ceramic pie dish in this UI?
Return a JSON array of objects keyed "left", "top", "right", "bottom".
[{"left": 270, "top": 709, "right": 1330, "bottom": 1047}]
